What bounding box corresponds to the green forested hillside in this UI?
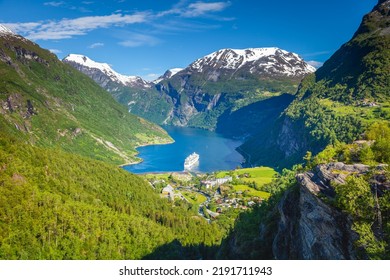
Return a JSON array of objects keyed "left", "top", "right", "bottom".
[
  {"left": 313, "top": 0, "right": 389, "bottom": 102},
  {"left": 0, "top": 135, "right": 223, "bottom": 259},
  {"left": 0, "top": 32, "right": 171, "bottom": 165},
  {"left": 113, "top": 86, "right": 173, "bottom": 125}
]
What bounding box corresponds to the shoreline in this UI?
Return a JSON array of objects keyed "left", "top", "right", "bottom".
[{"left": 118, "top": 138, "right": 175, "bottom": 168}]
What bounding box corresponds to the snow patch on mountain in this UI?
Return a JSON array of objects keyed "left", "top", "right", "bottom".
[
  {"left": 190, "top": 47, "right": 316, "bottom": 77},
  {"left": 154, "top": 68, "right": 184, "bottom": 83},
  {"left": 167, "top": 68, "right": 183, "bottom": 77},
  {"left": 63, "top": 54, "right": 150, "bottom": 88}
]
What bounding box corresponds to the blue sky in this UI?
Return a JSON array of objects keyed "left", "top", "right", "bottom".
[{"left": 1, "top": 0, "right": 378, "bottom": 80}]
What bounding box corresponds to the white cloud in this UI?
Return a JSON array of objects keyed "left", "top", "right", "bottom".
[
  {"left": 7, "top": 13, "right": 149, "bottom": 40},
  {"left": 44, "top": 1, "right": 65, "bottom": 7},
  {"left": 144, "top": 73, "right": 161, "bottom": 81},
  {"left": 307, "top": 61, "right": 324, "bottom": 69},
  {"left": 4, "top": 22, "right": 41, "bottom": 34},
  {"left": 49, "top": 49, "right": 62, "bottom": 54},
  {"left": 4, "top": 1, "right": 232, "bottom": 43},
  {"left": 182, "top": 1, "right": 231, "bottom": 17},
  {"left": 119, "top": 33, "right": 160, "bottom": 47},
  {"left": 157, "top": 1, "right": 231, "bottom": 18},
  {"left": 88, "top": 42, "right": 104, "bottom": 49}
]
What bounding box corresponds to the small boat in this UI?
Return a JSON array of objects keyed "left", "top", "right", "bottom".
[{"left": 184, "top": 152, "right": 199, "bottom": 170}]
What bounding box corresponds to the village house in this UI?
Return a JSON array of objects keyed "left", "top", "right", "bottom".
[
  {"left": 201, "top": 176, "right": 232, "bottom": 188},
  {"left": 247, "top": 201, "right": 256, "bottom": 207},
  {"left": 161, "top": 185, "right": 174, "bottom": 199}
]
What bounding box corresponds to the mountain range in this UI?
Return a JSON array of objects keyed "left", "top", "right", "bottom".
[{"left": 64, "top": 47, "right": 315, "bottom": 129}]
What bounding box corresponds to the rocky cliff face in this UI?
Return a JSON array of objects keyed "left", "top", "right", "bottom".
[{"left": 265, "top": 162, "right": 389, "bottom": 259}]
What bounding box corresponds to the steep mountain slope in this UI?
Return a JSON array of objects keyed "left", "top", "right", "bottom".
[
  {"left": 313, "top": 0, "right": 390, "bottom": 102},
  {"left": 157, "top": 47, "right": 315, "bottom": 129},
  {"left": 215, "top": 93, "right": 294, "bottom": 139},
  {"left": 63, "top": 54, "right": 173, "bottom": 124},
  {"left": 239, "top": 0, "right": 390, "bottom": 169},
  {"left": 0, "top": 27, "right": 171, "bottom": 165}
]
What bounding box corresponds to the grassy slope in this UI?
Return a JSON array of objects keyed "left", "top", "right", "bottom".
[
  {"left": 216, "top": 167, "right": 276, "bottom": 199},
  {"left": 232, "top": 185, "right": 270, "bottom": 199},
  {"left": 216, "top": 167, "right": 276, "bottom": 183},
  {"left": 0, "top": 34, "right": 171, "bottom": 165}
]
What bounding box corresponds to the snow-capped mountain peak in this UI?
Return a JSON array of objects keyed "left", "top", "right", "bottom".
[
  {"left": 63, "top": 54, "right": 150, "bottom": 88},
  {"left": 166, "top": 68, "right": 184, "bottom": 77},
  {"left": 0, "top": 24, "right": 15, "bottom": 36},
  {"left": 154, "top": 68, "right": 184, "bottom": 83},
  {"left": 189, "top": 47, "right": 316, "bottom": 77}
]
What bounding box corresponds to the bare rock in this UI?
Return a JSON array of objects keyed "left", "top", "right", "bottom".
[{"left": 269, "top": 162, "right": 378, "bottom": 259}]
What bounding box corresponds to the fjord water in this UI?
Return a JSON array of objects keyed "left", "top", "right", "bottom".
[{"left": 123, "top": 126, "right": 244, "bottom": 173}]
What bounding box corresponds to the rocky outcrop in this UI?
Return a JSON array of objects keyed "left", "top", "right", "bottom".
[
  {"left": 265, "top": 162, "right": 389, "bottom": 259},
  {"left": 271, "top": 179, "right": 357, "bottom": 259},
  {"left": 297, "top": 162, "right": 370, "bottom": 196},
  {"left": 0, "top": 93, "right": 36, "bottom": 119}
]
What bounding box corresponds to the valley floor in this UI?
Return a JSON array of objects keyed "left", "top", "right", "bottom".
[{"left": 140, "top": 167, "right": 276, "bottom": 222}]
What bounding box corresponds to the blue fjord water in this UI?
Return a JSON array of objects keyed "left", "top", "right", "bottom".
[{"left": 123, "top": 126, "right": 244, "bottom": 173}]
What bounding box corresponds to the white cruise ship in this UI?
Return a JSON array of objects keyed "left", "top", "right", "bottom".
[{"left": 184, "top": 152, "right": 199, "bottom": 170}]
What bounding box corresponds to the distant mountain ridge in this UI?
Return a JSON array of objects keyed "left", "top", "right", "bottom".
[
  {"left": 187, "top": 47, "right": 315, "bottom": 79},
  {"left": 63, "top": 54, "right": 152, "bottom": 90},
  {"left": 65, "top": 47, "right": 315, "bottom": 129}
]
